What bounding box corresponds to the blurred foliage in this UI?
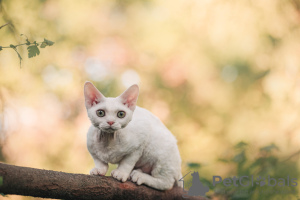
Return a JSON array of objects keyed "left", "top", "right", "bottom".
[
  {"left": 186, "top": 142, "right": 299, "bottom": 199},
  {"left": 0, "top": 0, "right": 300, "bottom": 199}
]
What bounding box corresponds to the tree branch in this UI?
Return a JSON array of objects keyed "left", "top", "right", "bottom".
[{"left": 0, "top": 163, "right": 206, "bottom": 200}]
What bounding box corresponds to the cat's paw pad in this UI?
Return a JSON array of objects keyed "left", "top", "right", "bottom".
[
  {"left": 111, "top": 169, "right": 129, "bottom": 182},
  {"left": 130, "top": 169, "right": 146, "bottom": 185},
  {"left": 90, "top": 167, "right": 107, "bottom": 176}
]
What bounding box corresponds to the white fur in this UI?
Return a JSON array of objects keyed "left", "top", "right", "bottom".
[{"left": 84, "top": 82, "right": 182, "bottom": 190}]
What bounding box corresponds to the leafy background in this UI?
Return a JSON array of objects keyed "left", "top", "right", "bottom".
[{"left": 1, "top": 0, "right": 300, "bottom": 199}]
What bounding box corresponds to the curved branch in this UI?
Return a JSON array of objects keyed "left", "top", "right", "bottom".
[{"left": 0, "top": 163, "right": 206, "bottom": 200}]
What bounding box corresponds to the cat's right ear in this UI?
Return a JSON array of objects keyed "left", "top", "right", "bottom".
[{"left": 84, "top": 82, "right": 105, "bottom": 109}]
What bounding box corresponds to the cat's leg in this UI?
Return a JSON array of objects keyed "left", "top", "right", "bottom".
[
  {"left": 90, "top": 157, "right": 108, "bottom": 176},
  {"left": 130, "top": 167, "right": 175, "bottom": 190},
  {"left": 111, "top": 152, "right": 141, "bottom": 182}
]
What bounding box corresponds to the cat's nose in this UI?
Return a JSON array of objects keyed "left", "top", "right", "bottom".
[{"left": 107, "top": 121, "right": 115, "bottom": 126}]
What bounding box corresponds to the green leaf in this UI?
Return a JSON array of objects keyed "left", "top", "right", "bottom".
[
  {"left": 218, "top": 158, "right": 230, "bottom": 163},
  {"left": 234, "top": 141, "right": 248, "bottom": 149},
  {"left": 26, "top": 39, "right": 31, "bottom": 45},
  {"left": 265, "top": 156, "right": 278, "bottom": 164},
  {"left": 0, "top": 46, "right": 2, "bottom": 51},
  {"left": 27, "top": 45, "right": 40, "bottom": 58},
  {"left": 0, "top": 176, "right": 3, "bottom": 186},
  {"left": 0, "top": 193, "right": 5, "bottom": 197},
  {"left": 199, "top": 177, "right": 213, "bottom": 188},
  {"left": 40, "top": 42, "right": 47, "bottom": 48},
  {"left": 260, "top": 143, "right": 279, "bottom": 152},
  {"left": 44, "top": 38, "right": 54, "bottom": 46},
  {"left": 255, "top": 69, "right": 270, "bottom": 80},
  {"left": 187, "top": 162, "right": 201, "bottom": 168},
  {"left": 249, "top": 159, "right": 261, "bottom": 169},
  {"left": 232, "top": 151, "right": 246, "bottom": 163},
  {"left": 40, "top": 38, "right": 54, "bottom": 48},
  {"left": 9, "top": 44, "right": 16, "bottom": 48}
]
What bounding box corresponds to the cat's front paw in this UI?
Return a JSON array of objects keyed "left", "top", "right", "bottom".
[
  {"left": 130, "top": 169, "right": 146, "bottom": 185},
  {"left": 90, "top": 167, "right": 107, "bottom": 176},
  {"left": 111, "top": 169, "right": 130, "bottom": 182}
]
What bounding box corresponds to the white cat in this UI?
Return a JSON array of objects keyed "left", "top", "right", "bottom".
[{"left": 84, "top": 82, "right": 182, "bottom": 190}]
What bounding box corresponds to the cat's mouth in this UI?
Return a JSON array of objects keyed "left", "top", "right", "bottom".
[
  {"left": 98, "top": 124, "right": 120, "bottom": 133},
  {"left": 101, "top": 126, "right": 117, "bottom": 132}
]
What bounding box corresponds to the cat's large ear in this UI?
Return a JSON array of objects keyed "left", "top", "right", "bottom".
[
  {"left": 118, "top": 84, "right": 139, "bottom": 110},
  {"left": 84, "top": 81, "right": 105, "bottom": 109}
]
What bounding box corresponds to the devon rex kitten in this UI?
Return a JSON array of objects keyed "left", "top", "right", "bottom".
[{"left": 84, "top": 82, "right": 182, "bottom": 190}]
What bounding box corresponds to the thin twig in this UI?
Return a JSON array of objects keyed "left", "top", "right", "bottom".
[
  {"left": 281, "top": 149, "right": 300, "bottom": 162},
  {"left": 0, "top": 23, "right": 9, "bottom": 29},
  {"left": 1, "top": 43, "right": 29, "bottom": 48}
]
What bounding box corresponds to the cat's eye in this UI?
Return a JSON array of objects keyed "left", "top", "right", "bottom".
[
  {"left": 117, "top": 111, "right": 126, "bottom": 118},
  {"left": 96, "top": 109, "right": 105, "bottom": 117}
]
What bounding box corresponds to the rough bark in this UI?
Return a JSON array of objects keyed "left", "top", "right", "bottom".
[{"left": 0, "top": 163, "right": 207, "bottom": 200}]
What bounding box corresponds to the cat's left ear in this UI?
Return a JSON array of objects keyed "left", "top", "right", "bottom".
[{"left": 118, "top": 84, "right": 139, "bottom": 110}]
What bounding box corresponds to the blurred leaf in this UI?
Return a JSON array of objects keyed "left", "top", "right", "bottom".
[
  {"left": 249, "top": 158, "right": 263, "bottom": 169},
  {"left": 255, "top": 69, "right": 270, "bottom": 80},
  {"left": 266, "top": 34, "right": 281, "bottom": 47},
  {"left": 187, "top": 162, "right": 201, "bottom": 168},
  {"left": 265, "top": 156, "right": 278, "bottom": 164},
  {"left": 232, "top": 151, "right": 246, "bottom": 163},
  {"left": 260, "top": 144, "right": 279, "bottom": 152},
  {"left": 199, "top": 177, "right": 213, "bottom": 188},
  {"left": 40, "top": 43, "right": 47, "bottom": 48},
  {"left": 0, "top": 176, "right": 2, "bottom": 186},
  {"left": 27, "top": 45, "right": 40, "bottom": 58},
  {"left": 234, "top": 141, "right": 248, "bottom": 149},
  {"left": 218, "top": 158, "right": 230, "bottom": 163}
]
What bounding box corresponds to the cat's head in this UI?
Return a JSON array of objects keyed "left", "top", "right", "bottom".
[{"left": 84, "top": 82, "right": 139, "bottom": 133}]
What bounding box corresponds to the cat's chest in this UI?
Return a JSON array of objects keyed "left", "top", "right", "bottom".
[{"left": 91, "top": 134, "right": 131, "bottom": 164}]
